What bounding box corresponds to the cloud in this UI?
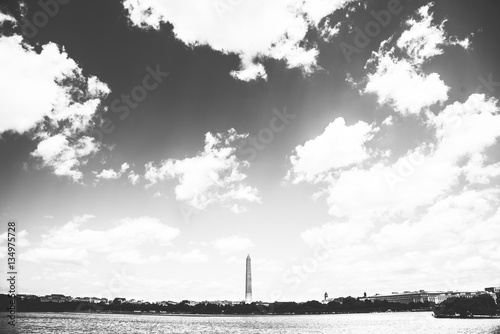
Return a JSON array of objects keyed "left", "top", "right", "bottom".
[
  {"left": 94, "top": 162, "right": 131, "bottom": 180},
  {"left": 317, "top": 95, "right": 500, "bottom": 218},
  {"left": 382, "top": 116, "right": 393, "bottom": 126},
  {"left": 300, "top": 188, "right": 500, "bottom": 294},
  {"left": 211, "top": 235, "right": 254, "bottom": 255},
  {"left": 365, "top": 53, "right": 449, "bottom": 115},
  {"left": 72, "top": 214, "right": 96, "bottom": 224},
  {"left": 286, "top": 117, "right": 378, "bottom": 184},
  {"left": 122, "top": 0, "right": 353, "bottom": 81},
  {"left": 290, "top": 2, "right": 500, "bottom": 288},
  {"left": 320, "top": 18, "right": 341, "bottom": 41},
  {"left": 289, "top": 7, "right": 500, "bottom": 294},
  {"left": 301, "top": 219, "right": 372, "bottom": 249},
  {"left": 430, "top": 94, "right": 500, "bottom": 161},
  {"left": 20, "top": 247, "right": 89, "bottom": 265},
  {"left": 20, "top": 216, "right": 180, "bottom": 265},
  {"left": 0, "top": 32, "right": 109, "bottom": 182},
  {"left": 165, "top": 249, "right": 208, "bottom": 263},
  {"left": 144, "top": 129, "right": 260, "bottom": 211},
  {"left": 363, "top": 3, "right": 470, "bottom": 116},
  {"left": 0, "top": 35, "right": 109, "bottom": 134},
  {"left": 299, "top": 5, "right": 498, "bottom": 219},
  {"left": 396, "top": 4, "right": 470, "bottom": 66},
  {"left": 0, "top": 230, "right": 30, "bottom": 260},
  {"left": 128, "top": 170, "right": 141, "bottom": 185},
  {"left": 152, "top": 191, "right": 165, "bottom": 198},
  {"left": 32, "top": 135, "right": 100, "bottom": 182},
  {"left": 463, "top": 155, "right": 500, "bottom": 185},
  {"left": 0, "top": 11, "right": 15, "bottom": 24}
]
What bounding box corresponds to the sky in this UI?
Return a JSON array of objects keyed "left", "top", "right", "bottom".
[{"left": 0, "top": 0, "right": 499, "bottom": 303}]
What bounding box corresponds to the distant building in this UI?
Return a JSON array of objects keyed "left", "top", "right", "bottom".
[
  {"left": 485, "top": 287, "right": 500, "bottom": 293},
  {"left": 17, "top": 294, "right": 37, "bottom": 300},
  {"left": 365, "top": 290, "right": 496, "bottom": 304},
  {"left": 209, "top": 300, "right": 236, "bottom": 306},
  {"left": 182, "top": 300, "right": 198, "bottom": 306},
  {"left": 40, "top": 294, "right": 71, "bottom": 303}
]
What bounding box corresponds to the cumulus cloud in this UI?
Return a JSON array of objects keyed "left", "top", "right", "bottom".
[
  {"left": 301, "top": 188, "right": 500, "bottom": 294},
  {"left": 288, "top": 5, "right": 500, "bottom": 293},
  {"left": 286, "top": 117, "right": 378, "bottom": 184},
  {"left": 128, "top": 170, "right": 141, "bottom": 185},
  {"left": 94, "top": 162, "right": 131, "bottom": 181},
  {"left": 211, "top": 235, "right": 254, "bottom": 255},
  {"left": 365, "top": 54, "right": 449, "bottom": 115},
  {"left": 72, "top": 214, "right": 96, "bottom": 224},
  {"left": 315, "top": 94, "right": 500, "bottom": 217},
  {"left": 32, "top": 135, "right": 100, "bottom": 182},
  {"left": 363, "top": 3, "right": 470, "bottom": 116},
  {"left": 396, "top": 4, "right": 470, "bottom": 66},
  {"left": 20, "top": 247, "right": 89, "bottom": 265},
  {"left": 0, "top": 35, "right": 109, "bottom": 134},
  {"left": 320, "top": 18, "right": 341, "bottom": 41},
  {"left": 0, "top": 31, "right": 109, "bottom": 182},
  {"left": 0, "top": 11, "right": 15, "bottom": 24},
  {"left": 144, "top": 129, "right": 260, "bottom": 211},
  {"left": 20, "top": 216, "right": 180, "bottom": 265},
  {"left": 122, "top": 0, "right": 353, "bottom": 81}
]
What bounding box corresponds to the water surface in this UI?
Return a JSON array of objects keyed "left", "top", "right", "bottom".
[{"left": 6, "top": 312, "right": 500, "bottom": 333}]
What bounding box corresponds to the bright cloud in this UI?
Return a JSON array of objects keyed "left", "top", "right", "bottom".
[
  {"left": 144, "top": 129, "right": 260, "bottom": 211},
  {"left": 0, "top": 11, "right": 15, "bottom": 24},
  {"left": 364, "top": 3, "right": 470, "bottom": 116},
  {"left": 300, "top": 187, "right": 500, "bottom": 294},
  {"left": 0, "top": 35, "right": 109, "bottom": 134},
  {"left": 365, "top": 54, "right": 449, "bottom": 115},
  {"left": 32, "top": 135, "right": 100, "bottom": 183},
  {"left": 0, "top": 32, "right": 109, "bottom": 182},
  {"left": 319, "top": 94, "right": 500, "bottom": 218},
  {"left": 20, "top": 216, "right": 180, "bottom": 265},
  {"left": 128, "top": 170, "right": 141, "bottom": 185},
  {"left": 122, "top": 0, "right": 353, "bottom": 81},
  {"left": 288, "top": 4, "right": 500, "bottom": 295},
  {"left": 20, "top": 248, "right": 89, "bottom": 265},
  {"left": 286, "top": 117, "right": 378, "bottom": 184},
  {"left": 95, "top": 163, "right": 131, "bottom": 180},
  {"left": 397, "top": 4, "right": 470, "bottom": 66}
]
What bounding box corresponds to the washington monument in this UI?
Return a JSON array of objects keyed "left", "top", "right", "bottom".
[{"left": 245, "top": 254, "right": 252, "bottom": 303}]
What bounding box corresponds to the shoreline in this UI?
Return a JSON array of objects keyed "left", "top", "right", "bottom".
[{"left": 11, "top": 310, "right": 434, "bottom": 317}]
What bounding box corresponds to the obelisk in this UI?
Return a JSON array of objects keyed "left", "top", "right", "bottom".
[{"left": 245, "top": 254, "right": 252, "bottom": 303}]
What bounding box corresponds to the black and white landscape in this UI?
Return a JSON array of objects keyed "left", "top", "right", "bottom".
[{"left": 1, "top": 0, "right": 499, "bottom": 321}]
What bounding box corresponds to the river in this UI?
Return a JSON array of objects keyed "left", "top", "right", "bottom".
[{"left": 7, "top": 312, "right": 500, "bottom": 333}]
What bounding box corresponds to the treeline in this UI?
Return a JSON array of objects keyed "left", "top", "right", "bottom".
[
  {"left": 0, "top": 295, "right": 432, "bottom": 314},
  {"left": 435, "top": 294, "right": 499, "bottom": 317}
]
